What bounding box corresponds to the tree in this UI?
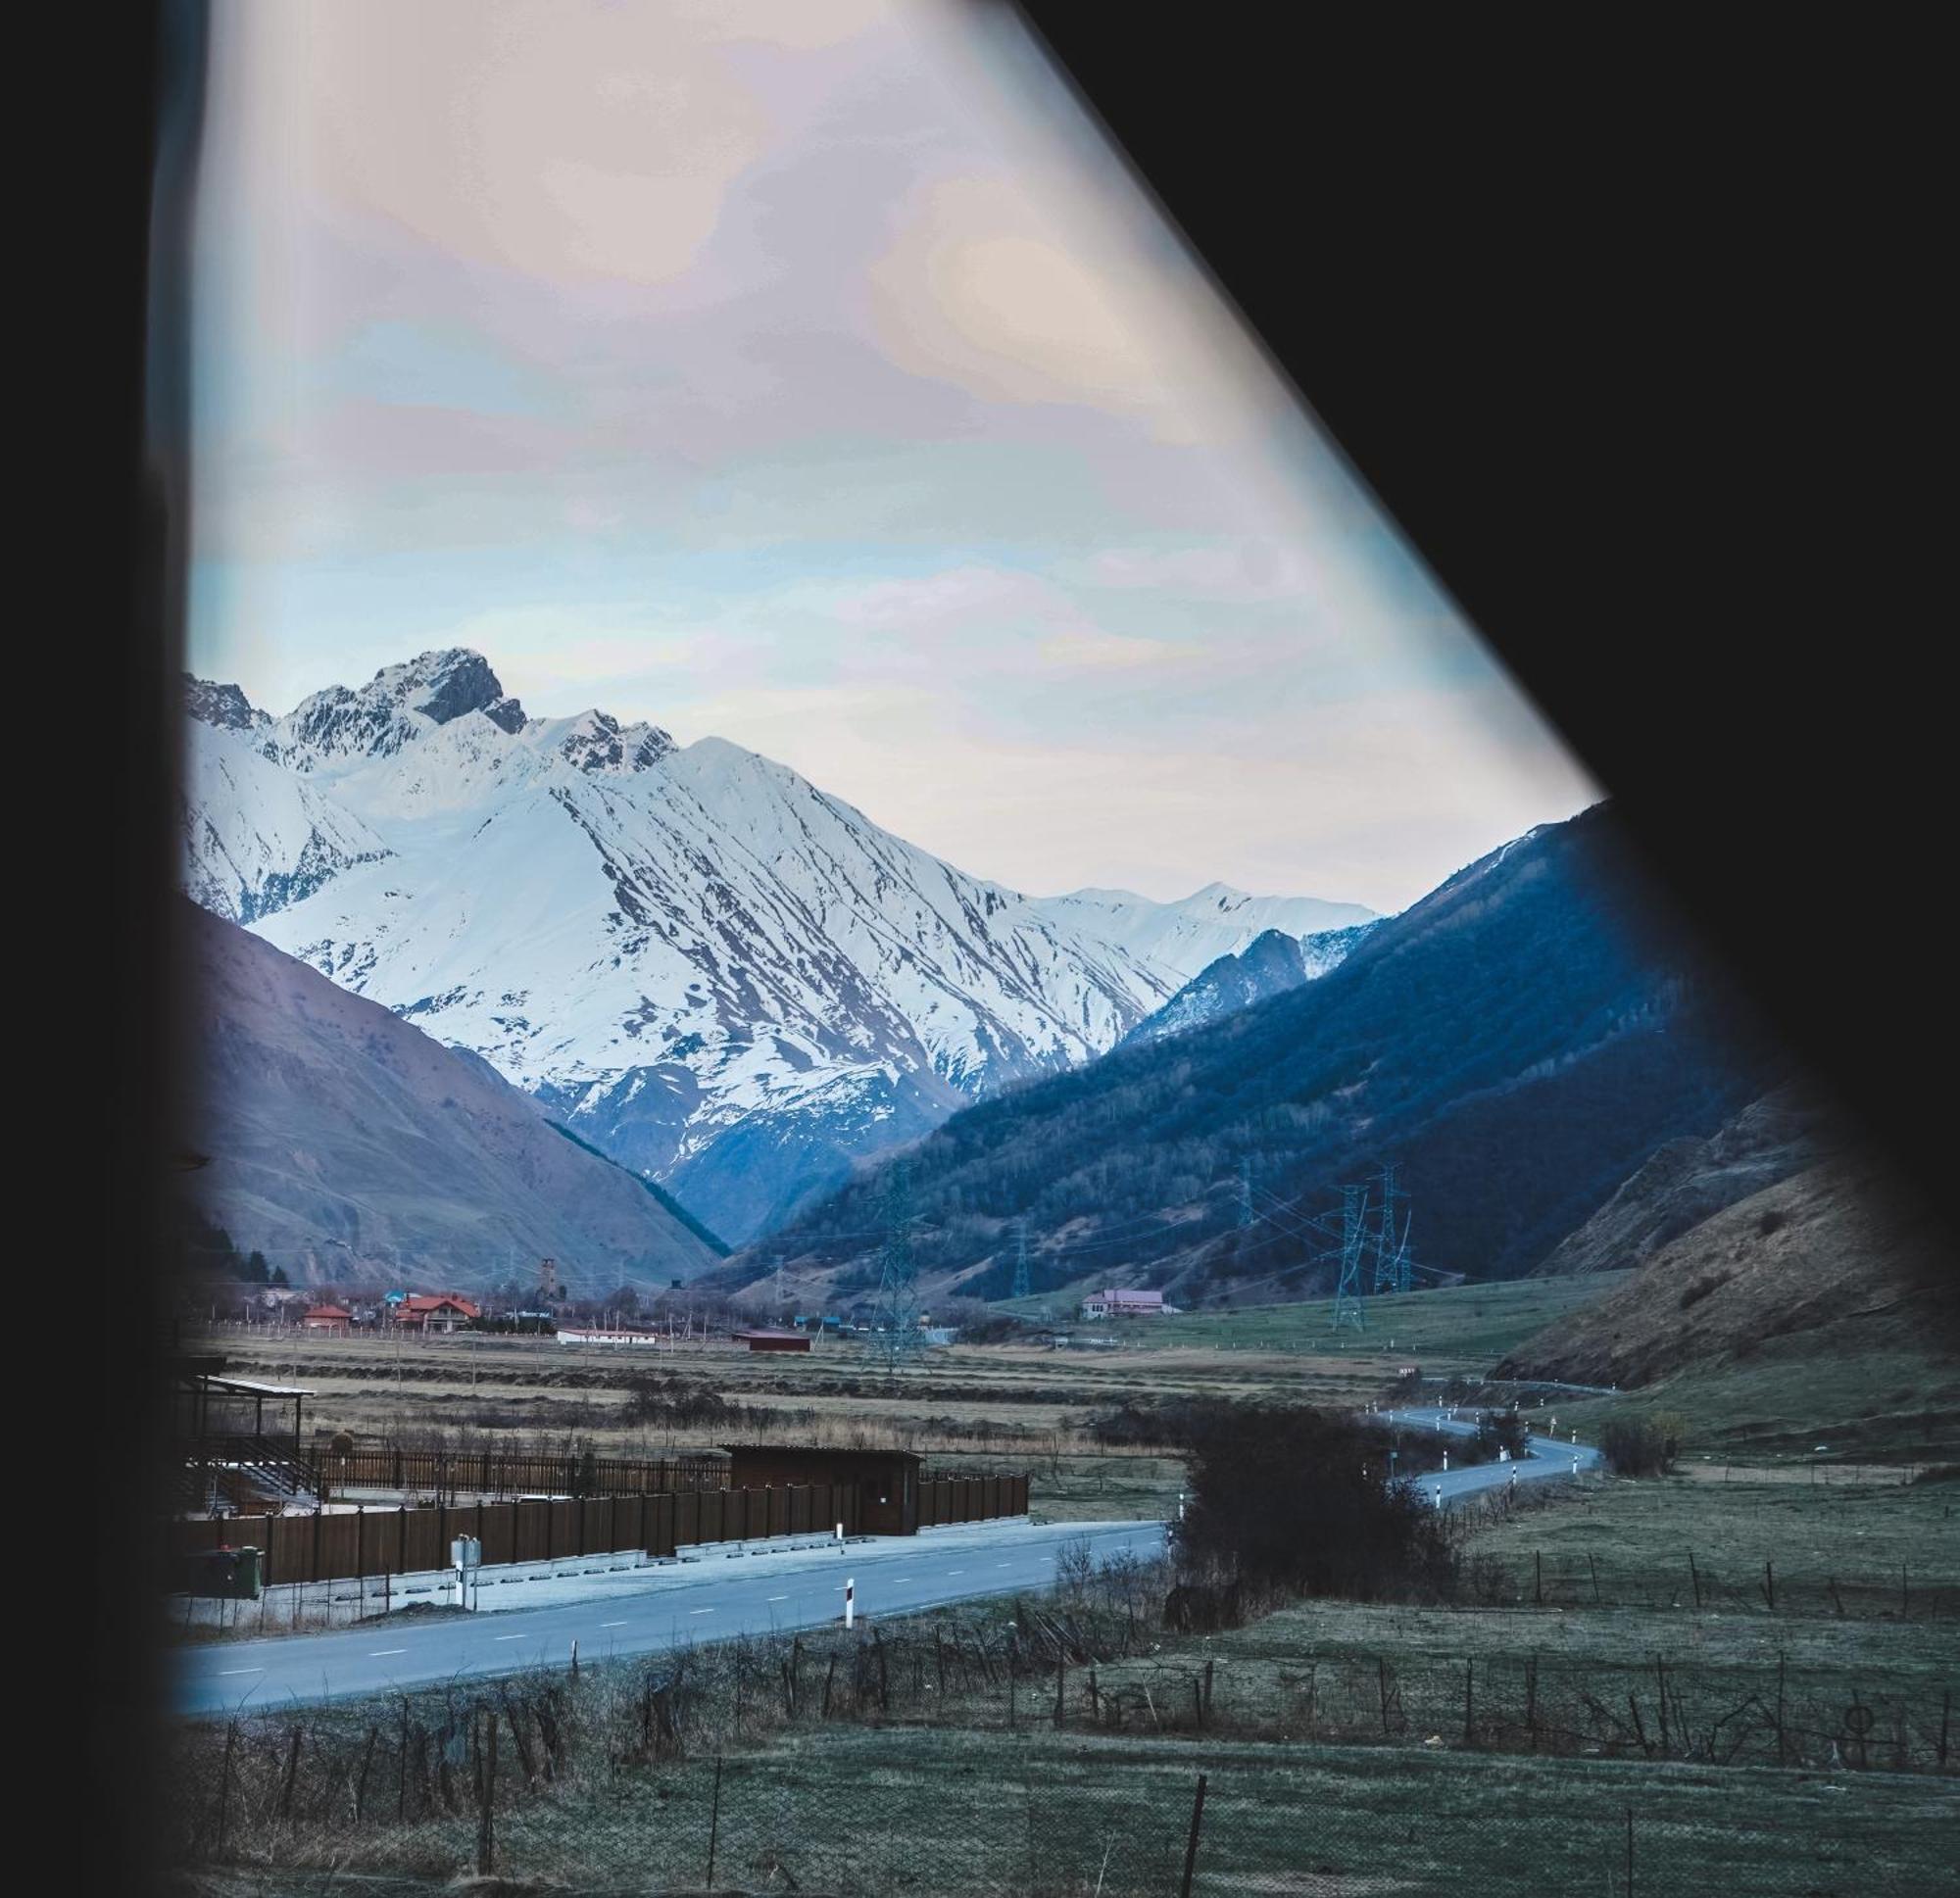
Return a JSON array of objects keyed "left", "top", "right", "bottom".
[
  {"left": 1474, "top": 1409, "right": 1530, "bottom": 1461},
  {"left": 269, "top": 1264, "right": 289, "bottom": 1287},
  {"left": 1176, "top": 1401, "right": 1455, "bottom": 1601},
  {"left": 1600, "top": 1412, "right": 1687, "bottom": 1477}
]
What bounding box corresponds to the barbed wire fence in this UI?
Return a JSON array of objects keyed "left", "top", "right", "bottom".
[{"left": 166, "top": 1544, "right": 1955, "bottom": 1895}]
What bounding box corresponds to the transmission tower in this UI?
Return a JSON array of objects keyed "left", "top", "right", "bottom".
[
  {"left": 1329, "top": 1183, "right": 1370, "bottom": 1333},
  {"left": 1010, "top": 1219, "right": 1031, "bottom": 1302},
  {"left": 1370, "top": 1163, "right": 1413, "bottom": 1296},
  {"left": 875, "top": 1164, "right": 924, "bottom": 1371},
  {"left": 1238, "top": 1159, "right": 1253, "bottom": 1231}
]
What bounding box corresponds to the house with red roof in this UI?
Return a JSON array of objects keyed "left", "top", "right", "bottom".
[{"left": 395, "top": 1293, "right": 482, "bottom": 1334}]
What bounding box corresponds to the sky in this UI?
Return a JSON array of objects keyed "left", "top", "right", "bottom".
[{"left": 185, "top": 0, "right": 1598, "bottom": 914}]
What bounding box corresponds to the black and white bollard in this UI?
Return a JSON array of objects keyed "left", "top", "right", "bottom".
[{"left": 844, "top": 1576, "right": 855, "bottom": 1629}]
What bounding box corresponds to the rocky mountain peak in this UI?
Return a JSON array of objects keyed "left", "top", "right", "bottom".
[
  {"left": 183, "top": 674, "right": 270, "bottom": 732},
  {"left": 555, "top": 708, "right": 677, "bottom": 775}
]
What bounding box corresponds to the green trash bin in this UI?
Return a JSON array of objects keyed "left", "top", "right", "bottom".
[{"left": 232, "top": 1544, "right": 263, "bottom": 1600}]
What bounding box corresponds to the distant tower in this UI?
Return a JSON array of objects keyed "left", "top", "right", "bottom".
[
  {"left": 1371, "top": 1163, "right": 1413, "bottom": 1296},
  {"left": 1010, "top": 1219, "right": 1031, "bottom": 1302},
  {"left": 1238, "top": 1159, "right": 1253, "bottom": 1231},
  {"left": 537, "top": 1257, "right": 562, "bottom": 1308},
  {"left": 1330, "top": 1184, "right": 1369, "bottom": 1333}
]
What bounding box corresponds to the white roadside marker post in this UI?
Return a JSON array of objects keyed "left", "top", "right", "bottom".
[
  {"left": 835, "top": 1522, "right": 844, "bottom": 1551},
  {"left": 844, "top": 1577, "right": 855, "bottom": 1629}
]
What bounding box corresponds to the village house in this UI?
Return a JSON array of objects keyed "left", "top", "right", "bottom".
[
  {"left": 301, "top": 1304, "right": 351, "bottom": 1336},
  {"left": 394, "top": 1293, "right": 482, "bottom": 1334},
  {"left": 1080, "top": 1289, "right": 1170, "bottom": 1320}
]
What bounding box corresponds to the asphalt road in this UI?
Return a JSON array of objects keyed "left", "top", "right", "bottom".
[
  {"left": 174, "top": 1518, "right": 1167, "bottom": 1719},
  {"left": 1375, "top": 1406, "right": 1604, "bottom": 1507}
]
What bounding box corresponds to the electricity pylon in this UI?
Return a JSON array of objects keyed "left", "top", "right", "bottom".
[
  {"left": 875, "top": 1164, "right": 924, "bottom": 1371},
  {"left": 1370, "top": 1162, "right": 1413, "bottom": 1296},
  {"left": 1329, "top": 1183, "right": 1370, "bottom": 1333},
  {"left": 1010, "top": 1219, "right": 1031, "bottom": 1302}
]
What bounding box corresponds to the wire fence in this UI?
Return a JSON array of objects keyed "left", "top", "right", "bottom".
[
  {"left": 165, "top": 1571, "right": 1957, "bottom": 1898},
  {"left": 164, "top": 1723, "right": 1956, "bottom": 1896}
]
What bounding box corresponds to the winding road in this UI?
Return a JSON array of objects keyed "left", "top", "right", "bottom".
[
  {"left": 173, "top": 1518, "right": 1166, "bottom": 1719},
  {"left": 1374, "top": 1405, "right": 1603, "bottom": 1506},
  {"left": 174, "top": 1413, "right": 1601, "bottom": 1719}
]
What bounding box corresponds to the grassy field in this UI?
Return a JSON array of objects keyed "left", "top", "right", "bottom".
[
  {"left": 1531, "top": 1338, "right": 1960, "bottom": 1468},
  {"left": 187, "top": 1275, "right": 1627, "bottom": 1471},
  {"left": 998, "top": 1271, "right": 1632, "bottom": 1364},
  {"left": 162, "top": 1728, "right": 1958, "bottom": 1896},
  {"left": 163, "top": 1472, "right": 1959, "bottom": 1894}
]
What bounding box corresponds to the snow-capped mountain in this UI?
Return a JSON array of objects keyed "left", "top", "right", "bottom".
[
  {"left": 1028, "top": 884, "right": 1375, "bottom": 994},
  {"left": 180, "top": 650, "right": 1375, "bottom": 1243},
  {"left": 1121, "top": 922, "right": 1378, "bottom": 1048},
  {"left": 181, "top": 721, "right": 394, "bottom": 925}
]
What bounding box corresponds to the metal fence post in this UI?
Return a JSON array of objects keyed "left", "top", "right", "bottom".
[
  {"left": 1179, "top": 1772, "right": 1208, "bottom": 1898},
  {"left": 706, "top": 1753, "right": 723, "bottom": 1887}
]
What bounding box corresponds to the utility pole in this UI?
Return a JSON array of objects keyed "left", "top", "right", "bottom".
[
  {"left": 1010, "top": 1219, "right": 1031, "bottom": 1303},
  {"left": 1238, "top": 1159, "right": 1253, "bottom": 1232},
  {"left": 875, "top": 1164, "right": 923, "bottom": 1372}
]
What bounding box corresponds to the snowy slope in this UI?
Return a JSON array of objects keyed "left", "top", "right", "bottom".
[
  {"left": 181, "top": 717, "right": 393, "bottom": 924},
  {"left": 1030, "top": 883, "right": 1376, "bottom": 994},
  {"left": 181, "top": 649, "right": 1372, "bottom": 1243},
  {"left": 1121, "top": 922, "right": 1378, "bottom": 1047}
]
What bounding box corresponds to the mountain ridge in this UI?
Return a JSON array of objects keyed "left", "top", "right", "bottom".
[
  {"left": 720, "top": 801, "right": 1791, "bottom": 1307},
  {"left": 174, "top": 897, "right": 723, "bottom": 1294},
  {"left": 180, "top": 649, "right": 1372, "bottom": 1243}
]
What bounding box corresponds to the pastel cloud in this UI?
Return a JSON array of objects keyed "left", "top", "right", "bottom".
[{"left": 186, "top": 0, "right": 1599, "bottom": 911}]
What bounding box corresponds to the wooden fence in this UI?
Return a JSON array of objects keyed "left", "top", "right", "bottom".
[
  {"left": 316, "top": 1444, "right": 728, "bottom": 1500},
  {"left": 918, "top": 1473, "right": 1029, "bottom": 1527},
  {"left": 172, "top": 1482, "right": 862, "bottom": 1586},
  {"left": 171, "top": 1470, "right": 1032, "bottom": 1589}
]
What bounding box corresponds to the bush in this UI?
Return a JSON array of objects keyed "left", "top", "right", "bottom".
[
  {"left": 1474, "top": 1409, "right": 1531, "bottom": 1461},
  {"left": 1175, "top": 1402, "right": 1456, "bottom": 1601},
  {"left": 1600, "top": 1411, "right": 1688, "bottom": 1476}
]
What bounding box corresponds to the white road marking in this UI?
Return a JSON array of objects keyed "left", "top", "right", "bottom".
[
  {"left": 219, "top": 1667, "right": 262, "bottom": 1676},
  {"left": 493, "top": 1634, "right": 526, "bottom": 1642},
  {"left": 368, "top": 1648, "right": 406, "bottom": 1656},
  {"left": 767, "top": 1595, "right": 790, "bottom": 1602},
  {"left": 600, "top": 1621, "right": 627, "bottom": 1628},
  {"left": 946, "top": 1570, "right": 964, "bottom": 1576},
  {"left": 690, "top": 1608, "right": 714, "bottom": 1616}
]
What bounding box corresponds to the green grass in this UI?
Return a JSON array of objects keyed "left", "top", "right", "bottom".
[
  {"left": 999, "top": 1272, "right": 1631, "bottom": 1374},
  {"left": 163, "top": 1727, "right": 1959, "bottom": 1895},
  {"left": 1466, "top": 1465, "right": 1960, "bottom": 1613},
  {"left": 1542, "top": 1339, "right": 1960, "bottom": 1466}
]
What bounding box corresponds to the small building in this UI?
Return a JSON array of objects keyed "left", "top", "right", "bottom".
[
  {"left": 396, "top": 1293, "right": 481, "bottom": 1333},
  {"left": 1080, "top": 1288, "right": 1167, "bottom": 1320},
  {"left": 301, "top": 1304, "right": 351, "bottom": 1336},
  {"left": 556, "top": 1326, "right": 662, "bottom": 1347},
  {"left": 732, "top": 1328, "right": 812, "bottom": 1353}
]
